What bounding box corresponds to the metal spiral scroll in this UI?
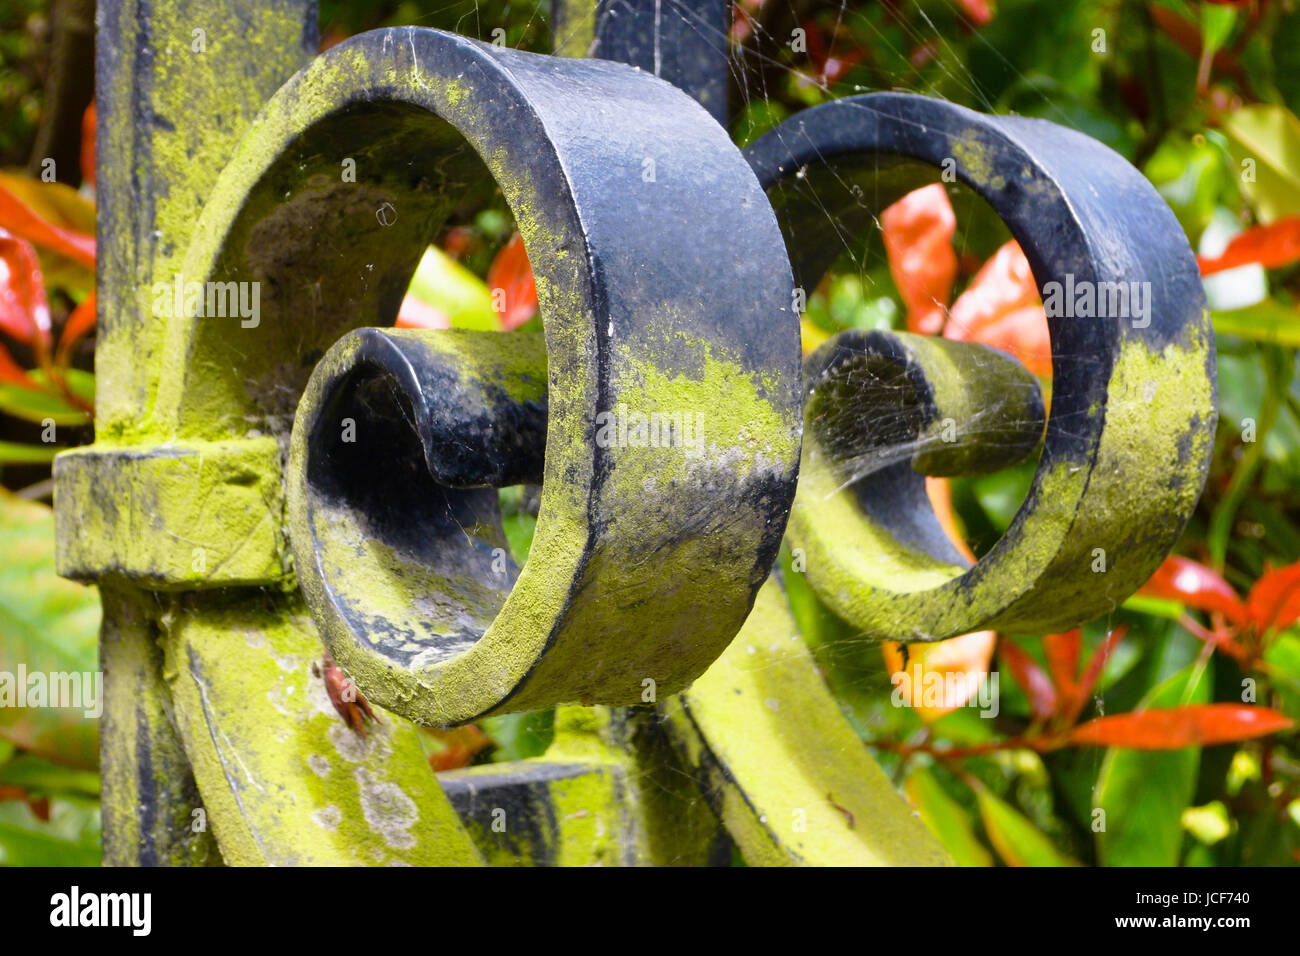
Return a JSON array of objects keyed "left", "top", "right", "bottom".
[
  {"left": 152, "top": 27, "right": 803, "bottom": 726},
  {"left": 744, "top": 93, "right": 1217, "bottom": 641},
  {"left": 76, "top": 18, "right": 1217, "bottom": 863}
]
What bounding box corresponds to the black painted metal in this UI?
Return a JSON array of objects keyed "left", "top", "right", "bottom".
[
  {"left": 555, "top": 0, "right": 732, "bottom": 122},
  {"left": 746, "top": 93, "right": 1216, "bottom": 636},
  {"left": 297, "top": 329, "right": 546, "bottom": 669},
  {"left": 278, "top": 29, "right": 801, "bottom": 725},
  {"left": 804, "top": 329, "right": 1045, "bottom": 567}
]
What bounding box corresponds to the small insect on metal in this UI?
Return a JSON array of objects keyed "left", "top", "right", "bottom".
[
  {"left": 827, "top": 792, "right": 856, "bottom": 830},
  {"left": 313, "top": 651, "right": 379, "bottom": 736}
]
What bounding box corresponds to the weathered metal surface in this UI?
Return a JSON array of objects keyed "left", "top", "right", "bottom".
[
  {"left": 65, "top": 18, "right": 803, "bottom": 865},
  {"left": 289, "top": 318, "right": 797, "bottom": 726},
  {"left": 160, "top": 593, "right": 483, "bottom": 865},
  {"left": 63, "top": 0, "right": 1217, "bottom": 868},
  {"left": 747, "top": 93, "right": 1216, "bottom": 640},
  {"left": 84, "top": 0, "right": 317, "bottom": 866},
  {"left": 55, "top": 440, "right": 287, "bottom": 587},
  {"left": 551, "top": 0, "right": 731, "bottom": 123},
  {"left": 441, "top": 761, "right": 636, "bottom": 866},
  {"left": 288, "top": 327, "right": 544, "bottom": 724},
  {"left": 659, "top": 577, "right": 952, "bottom": 865},
  {"left": 98, "top": 585, "right": 222, "bottom": 866},
  {"left": 799, "top": 329, "right": 1044, "bottom": 578},
  {"left": 191, "top": 31, "right": 800, "bottom": 726},
  {"left": 94, "top": 0, "right": 318, "bottom": 435},
  {"left": 440, "top": 705, "right": 729, "bottom": 866}
]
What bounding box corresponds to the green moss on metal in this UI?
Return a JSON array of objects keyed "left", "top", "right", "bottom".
[
  {"left": 951, "top": 133, "right": 1006, "bottom": 192},
  {"left": 441, "top": 759, "right": 629, "bottom": 866},
  {"left": 53, "top": 439, "right": 288, "bottom": 588},
  {"left": 789, "top": 327, "right": 1214, "bottom": 641},
  {"left": 664, "top": 578, "right": 952, "bottom": 866},
  {"left": 159, "top": 592, "right": 483, "bottom": 866},
  {"left": 96, "top": 0, "right": 317, "bottom": 436},
  {"left": 99, "top": 585, "right": 222, "bottom": 866}
]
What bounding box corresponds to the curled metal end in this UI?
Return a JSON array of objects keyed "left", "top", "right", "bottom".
[
  {"left": 289, "top": 328, "right": 547, "bottom": 723},
  {"left": 751, "top": 92, "right": 1216, "bottom": 639},
  {"left": 802, "top": 329, "right": 1044, "bottom": 571}
]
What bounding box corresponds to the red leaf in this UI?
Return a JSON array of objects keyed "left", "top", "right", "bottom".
[
  {"left": 486, "top": 232, "right": 538, "bottom": 331},
  {"left": 1198, "top": 216, "right": 1300, "bottom": 276},
  {"left": 1043, "top": 630, "right": 1080, "bottom": 699},
  {"left": 1138, "top": 555, "right": 1249, "bottom": 627},
  {"left": 883, "top": 630, "right": 995, "bottom": 722},
  {"left": 0, "top": 785, "right": 50, "bottom": 821},
  {"left": 1066, "top": 704, "right": 1293, "bottom": 750},
  {"left": 426, "top": 724, "right": 492, "bottom": 771},
  {"left": 0, "top": 340, "right": 38, "bottom": 388},
  {"left": 926, "top": 476, "right": 975, "bottom": 562},
  {"left": 394, "top": 293, "right": 450, "bottom": 331},
  {"left": 1246, "top": 561, "right": 1300, "bottom": 635},
  {"left": 0, "top": 231, "right": 52, "bottom": 346},
  {"left": 56, "top": 290, "right": 96, "bottom": 359},
  {"left": 881, "top": 184, "right": 958, "bottom": 334},
  {"left": 999, "top": 639, "right": 1056, "bottom": 721},
  {"left": 944, "top": 240, "right": 1052, "bottom": 378},
  {"left": 1061, "top": 626, "right": 1127, "bottom": 724},
  {"left": 0, "top": 184, "right": 95, "bottom": 268},
  {"left": 955, "top": 0, "right": 995, "bottom": 27},
  {"left": 440, "top": 225, "right": 474, "bottom": 260},
  {"left": 801, "top": 18, "right": 827, "bottom": 64},
  {"left": 81, "top": 103, "right": 96, "bottom": 188}
]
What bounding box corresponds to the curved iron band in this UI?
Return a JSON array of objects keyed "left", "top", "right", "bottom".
[
  {"left": 289, "top": 328, "right": 547, "bottom": 717},
  {"left": 745, "top": 93, "right": 1216, "bottom": 639},
  {"left": 652, "top": 328, "right": 1036, "bottom": 866},
  {"left": 150, "top": 27, "right": 802, "bottom": 724},
  {"left": 658, "top": 575, "right": 953, "bottom": 865},
  {"left": 802, "top": 330, "right": 1046, "bottom": 570}
]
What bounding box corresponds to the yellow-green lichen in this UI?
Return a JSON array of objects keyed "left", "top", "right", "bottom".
[
  {"left": 667, "top": 579, "right": 952, "bottom": 866},
  {"left": 790, "top": 328, "right": 1213, "bottom": 641},
  {"left": 160, "top": 594, "right": 483, "bottom": 866}
]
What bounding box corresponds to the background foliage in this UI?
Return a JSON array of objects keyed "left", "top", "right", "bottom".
[{"left": 2, "top": 0, "right": 1300, "bottom": 866}]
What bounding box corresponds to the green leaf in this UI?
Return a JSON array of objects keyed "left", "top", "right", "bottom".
[
  {"left": 0, "top": 755, "right": 99, "bottom": 797},
  {"left": 0, "top": 798, "right": 100, "bottom": 866},
  {"left": 904, "top": 767, "right": 993, "bottom": 867},
  {"left": 1213, "top": 300, "right": 1300, "bottom": 347},
  {"left": 1182, "top": 800, "right": 1231, "bottom": 846},
  {"left": 1222, "top": 105, "right": 1300, "bottom": 224},
  {"left": 731, "top": 98, "right": 789, "bottom": 148},
  {"left": 974, "top": 783, "right": 1079, "bottom": 867},
  {"left": 1275, "top": 10, "right": 1300, "bottom": 112},
  {"left": 405, "top": 245, "right": 497, "bottom": 331},
  {"left": 1145, "top": 135, "right": 1227, "bottom": 239},
  {"left": 480, "top": 710, "right": 554, "bottom": 763},
  {"left": 1200, "top": 5, "right": 1237, "bottom": 63},
  {"left": 0, "top": 380, "right": 89, "bottom": 426},
  {"left": 0, "top": 494, "right": 100, "bottom": 769},
  {"left": 1094, "top": 658, "right": 1210, "bottom": 866},
  {"left": 1264, "top": 633, "right": 1300, "bottom": 720},
  {"left": 1231, "top": 780, "right": 1300, "bottom": 865},
  {"left": 32, "top": 368, "right": 94, "bottom": 405},
  {"left": 1120, "top": 593, "right": 1185, "bottom": 621},
  {"left": 498, "top": 486, "right": 537, "bottom": 565},
  {"left": 0, "top": 441, "right": 59, "bottom": 465}
]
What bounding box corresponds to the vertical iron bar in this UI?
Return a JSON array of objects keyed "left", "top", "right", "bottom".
[
  {"left": 92, "top": 0, "right": 317, "bottom": 865},
  {"left": 551, "top": 0, "right": 732, "bottom": 124}
]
